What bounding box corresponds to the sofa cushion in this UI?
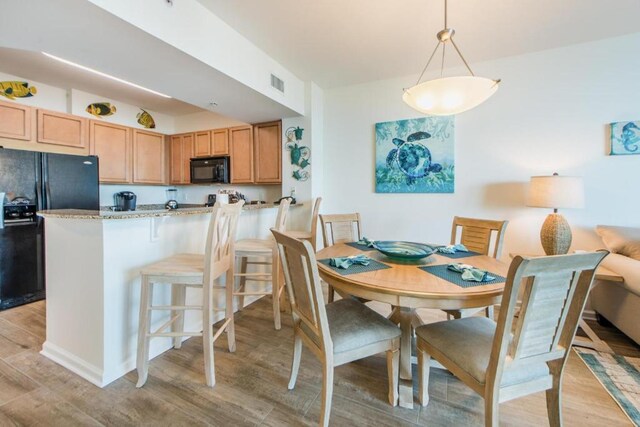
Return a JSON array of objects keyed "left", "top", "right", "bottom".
[
  {"left": 416, "top": 317, "right": 549, "bottom": 387},
  {"left": 596, "top": 225, "right": 640, "bottom": 261},
  {"left": 599, "top": 253, "right": 640, "bottom": 297}
]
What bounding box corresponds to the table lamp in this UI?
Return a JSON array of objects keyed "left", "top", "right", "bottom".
[{"left": 527, "top": 173, "right": 584, "bottom": 255}]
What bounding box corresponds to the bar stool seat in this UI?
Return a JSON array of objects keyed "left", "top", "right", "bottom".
[
  {"left": 287, "top": 230, "right": 312, "bottom": 241},
  {"left": 235, "top": 239, "right": 274, "bottom": 254},
  {"left": 140, "top": 254, "right": 205, "bottom": 277}
]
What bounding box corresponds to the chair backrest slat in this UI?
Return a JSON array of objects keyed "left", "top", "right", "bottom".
[
  {"left": 450, "top": 216, "right": 508, "bottom": 258},
  {"left": 487, "top": 251, "right": 608, "bottom": 388},
  {"left": 320, "top": 213, "right": 362, "bottom": 247},
  {"left": 272, "top": 229, "right": 332, "bottom": 352},
  {"left": 203, "top": 201, "right": 244, "bottom": 286},
  {"left": 309, "top": 197, "right": 322, "bottom": 248},
  {"left": 274, "top": 199, "right": 291, "bottom": 232}
]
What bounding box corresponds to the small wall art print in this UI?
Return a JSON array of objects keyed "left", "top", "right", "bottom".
[
  {"left": 375, "top": 116, "right": 454, "bottom": 193},
  {"left": 610, "top": 121, "right": 640, "bottom": 155}
]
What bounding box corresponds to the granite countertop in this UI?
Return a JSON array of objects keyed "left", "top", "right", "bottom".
[{"left": 37, "top": 202, "right": 302, "bottom": 220}]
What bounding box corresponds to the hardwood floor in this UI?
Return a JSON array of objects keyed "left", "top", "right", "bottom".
[{"left": 0, "top": 297, "right": 636, "bottom": 426}]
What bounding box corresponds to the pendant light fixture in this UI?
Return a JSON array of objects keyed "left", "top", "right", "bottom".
[{"left": 402, "top": 0, "right": 500, "bottom": 116}]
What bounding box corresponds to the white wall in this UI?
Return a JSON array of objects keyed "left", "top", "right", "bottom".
[
  {"left": 323, "top": 33, "right": 640, "bottom": 260},
  {"left": 0, "top": 71, "right": 68, "bottom": 112},
  {"left": 172, "top": 110, "right": 247, "bottom": 134}
]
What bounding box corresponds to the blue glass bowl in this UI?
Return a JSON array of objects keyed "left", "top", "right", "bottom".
[{"left": 372, "top": 241, "right": 435, "bottom": 260}]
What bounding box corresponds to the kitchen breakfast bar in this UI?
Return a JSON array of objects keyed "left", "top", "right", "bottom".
[{"left": 37, "top": 204, "right": 297, "bottom": 387}]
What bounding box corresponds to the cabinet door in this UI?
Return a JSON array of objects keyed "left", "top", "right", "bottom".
[
  {"left": 0, "top": 100, "right": 31, "bottom": 141},
  {"left": 182, "top": 133, "right": 194, "bottom": 183},
  {"left": 37, "top": 109, "right": 87, "bottom": 148},
  {"left": 133, "top": 130, "right": 165, "bottom": 184},
  {"left": 194, "top": 131, "right": 211, "bottom": 158},
  {"left": 89, "top": 121, "right": 131, "bottom": 183},
  {"left": 229, "top": 126, "right": 254, "bottom": 184},
  {"left": 254, "top": 121, "right": 282, "bottom": 183},
  {"left": 212, "top": 128, "right": 229, "bottom": 155},
  {"left": 170, "top": 135, "right": 183, "bottom": 184}
]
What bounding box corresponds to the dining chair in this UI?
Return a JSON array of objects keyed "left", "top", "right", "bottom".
[
  {"left": 445, "top": 216, "right": 509, "bottom": 320},
  {"left": 271, "top": 229, "right": 401, "bottom": 427},
  {"left": 319, "top": 212, "right": 362, "bottom": 302},
  {"left": 288, "top": 197, "right": 322, "bottom": 249},
  {"left": 136, "top": 201, "right": 244, "bottom": 388},
  {"left": 417, "top": 251, "right": 608, "bottom": 427},
  {"left": 231, "top": 199, "right": 290, "bottom": 330}
]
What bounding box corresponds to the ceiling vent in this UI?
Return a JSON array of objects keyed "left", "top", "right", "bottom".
[{"left": 270, "top": 74, "right": 285, "bottom": 94}]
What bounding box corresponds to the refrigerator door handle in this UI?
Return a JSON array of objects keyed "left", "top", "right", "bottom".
[
  {"left": 42, "top": 154, "right": 51, "bottom": 210},
  {"left": 35, "top": 152, "right": 44, "bottom": 211},
  {"left": 0, "top": 192, "right": 4, "bottom": 229}
]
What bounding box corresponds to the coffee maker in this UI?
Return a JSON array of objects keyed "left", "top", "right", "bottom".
[{"left": 114, "top": 191, "right": 137, "bottom": 211}]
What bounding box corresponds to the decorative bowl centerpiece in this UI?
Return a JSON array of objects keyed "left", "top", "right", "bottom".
[{"left": 372, "top": 241, "right": 435, "bottom": 260}]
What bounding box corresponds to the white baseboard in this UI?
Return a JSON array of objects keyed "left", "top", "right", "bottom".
[{"left": 41, "top": 341, "right": 106, "bottom": 388}]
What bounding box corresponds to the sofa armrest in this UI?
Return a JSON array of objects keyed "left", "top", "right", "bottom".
[{"left": 600, "top": 253, "right": 640, "bottom": 297}]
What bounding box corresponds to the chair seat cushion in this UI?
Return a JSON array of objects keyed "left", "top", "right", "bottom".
[
  {"left": 302, "top": 299, "right": 400, "bottom": 354},
  {"left": 416, "top": 317, "right": 549, "bottom": 387}
]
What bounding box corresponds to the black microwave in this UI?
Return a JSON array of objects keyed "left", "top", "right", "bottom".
[{"left": 190, "top": 156, "right": 230, "bottom": 184}]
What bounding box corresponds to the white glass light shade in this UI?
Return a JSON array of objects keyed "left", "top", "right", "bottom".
[
  {"left": 527, "top": 176, "right": 585, "bottom": 210},
  {"left": 402, "top": 76, "right": 499, "bottom": 116}
]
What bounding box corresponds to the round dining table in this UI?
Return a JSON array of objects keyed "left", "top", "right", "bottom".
[{"left": 316, "top": 243, "right": 511, "bottom": 409}]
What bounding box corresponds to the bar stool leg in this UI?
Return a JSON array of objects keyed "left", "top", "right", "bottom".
[
  {"left": 171, "top": 283, "right": 186, "bottom": 349},
  {"left": 225, "top": 267, "right": 236, "bottom": 353},
  {"left": 202, "top": 282, "right": 215, "bottom": 387},
  {"left": 136, "top": 275, "right": 153, "bottom": 388},
  {"left": 238, "top": 256, "right": 248, "bottom": 309},
  {"left": 272, "top": 250, "right": 281, "bottom": 330}
]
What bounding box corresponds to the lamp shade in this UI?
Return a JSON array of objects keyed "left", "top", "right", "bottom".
[
  {"left": 402, "top": 76, "right": 500, "bottom": 116},
  {"left": 527, "top": 175, "right": 585, "bottom": 210}
]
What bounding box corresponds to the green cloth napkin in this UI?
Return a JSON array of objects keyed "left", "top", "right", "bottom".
[
  {"left": 357, "top": 237, "right": 375, "bottom": 247},
  {"left": 447, "top": 263, "right": 495, "bottom": 282},
  {"left": 436, "top": 244, "right": 469, "bottom": 254},
  {"left": 329, "top": 254, "right": 371, "bottom": 269}
]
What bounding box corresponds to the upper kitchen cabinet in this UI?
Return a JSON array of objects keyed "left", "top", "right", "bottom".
[
  {"left": 37, "top": 109, "right": 88, "bottom": 149},
  {"left": 170, "top": 133, "right": 193, "bottom": 184},
  {"left": 89, "top": 121, "right": 131, "bottom": 184},
  {"left": 194, "top": 131, "right": 211, "bottom": 158},
  {"left": 0, "top": 100, "right": 32, "bottom": 141},
  {"left": 229, "top": 125, "right": 254, "bottom": 184},
  {"left": 211, "top": 128, "right": 229, "bottom": 156},
  {"left": 133, "top": 129, "right": 166, "bottom": 184},
  {"left": 253, "top": 121, "right": 282, "bottom": 184}
]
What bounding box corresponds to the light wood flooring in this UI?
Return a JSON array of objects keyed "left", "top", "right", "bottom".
[{"left": 0, "top": 297, "right": 637, "bottom": 426}]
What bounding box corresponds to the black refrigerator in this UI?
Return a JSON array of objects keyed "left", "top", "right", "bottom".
[{"left": 0, "top": 148, "right": 99, "bottom": 310}]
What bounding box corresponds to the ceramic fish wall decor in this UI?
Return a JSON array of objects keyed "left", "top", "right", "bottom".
[
  {"left": 86, "top": 102, "right": 117, "bottom": 118},
  {"left": 0, "top": 81, "right": 37, "bottom": 100},
  {"left": 136, "top": 109, "right": 156, "bottom": 129}
]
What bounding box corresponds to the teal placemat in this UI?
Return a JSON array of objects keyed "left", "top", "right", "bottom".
[
  {"left": 344, "top": 242, "right": 377, "bottom": 252},
  {"left": 419, "top": 265, "right": 506, "bottom": 288},
  {"left": 319, "top": 258, "right": 391, "bottom": 275},
  {"left": 433, "top": 248, "right": 481, "bottom": 259}
]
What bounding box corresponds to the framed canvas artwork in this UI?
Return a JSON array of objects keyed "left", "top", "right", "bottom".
[
  {"left": 610, "top": 121, "right": 640, "bottom": 155},
  {"left": 375, "top": 116, "right": 454, "bottom": 193}
]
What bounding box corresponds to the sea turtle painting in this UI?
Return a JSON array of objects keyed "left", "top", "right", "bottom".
[
  {"left": 375, "top": 116, "right": 454, "bottom": 193},
  {"left": 386, "top": 131, "right": 442, "bottom": 184}
]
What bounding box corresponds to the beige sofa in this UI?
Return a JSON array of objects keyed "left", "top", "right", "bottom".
[{"left": 591, "top": 225, "right": 640, "bottom": 345}]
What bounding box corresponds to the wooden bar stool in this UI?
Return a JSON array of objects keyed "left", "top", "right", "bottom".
[
  {"left": 231, "top": 199, "right": 291, "bottom": 330},
  {"left": 136, "top": 201, "right": 244, "bottom": 388},
  {"left": 288, "top": 197, "right": 322, "bottom": 249}
]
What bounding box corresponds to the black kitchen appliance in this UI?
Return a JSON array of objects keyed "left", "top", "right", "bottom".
[
  {"left": 190, "top": 156, "right": 230, "bottom": 184},
  {"left": 205, "top": 194, "right": 216, "bottom": 207},
  {"left": 114, "top": 191, "right": 137, "bottom": 211},
  {"left": 0, "top": 148, "right": 99, "bottom": 310}
]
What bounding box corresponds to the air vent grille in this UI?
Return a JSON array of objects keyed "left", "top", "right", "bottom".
[{"left": 270, "top": 74, "right": 285, "bottom": 93}]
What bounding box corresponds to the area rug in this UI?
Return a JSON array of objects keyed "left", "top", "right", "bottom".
[{"left": 575, "top": 348, "right": 640, "bottom": 426}]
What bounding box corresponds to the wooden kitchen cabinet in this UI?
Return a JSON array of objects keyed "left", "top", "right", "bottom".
[
  {"left": 253, "top": 121, "right": 282, "bottom": 184},
  {"left": 0, "top": 100, "right": 32, "bottom": 141},
  {"left": 170, "top": 133, "right": 193, "bottom": 184},
  {"left": 229, "top": 125, "right": 254, "bottom": 183},
  {"left": 37, "top": 109, "right": 88, "bottom": 149},
  {"left": 194, "top": 131, "right": 211, "bottom": 157},
  {"left": 90, "top": 121, "right": 131, "bottom": 184},
  {"left": 211, "top": 128, "right": 229, "bottom": 155},
  {"left": 133, "top": 129, "right": 165, "bottom": 184}
]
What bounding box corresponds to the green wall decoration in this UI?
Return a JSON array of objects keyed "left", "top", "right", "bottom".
[{"left": 285, "top": 126, "right": 310, "bottom": 181}]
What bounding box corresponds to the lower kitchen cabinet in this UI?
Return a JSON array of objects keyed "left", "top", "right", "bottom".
[
  {"left": 37, "top": 109, "right": 88, "bottom": 149},
  {"left": 89, "top": 121, "right": 131, "bottom": 183},
  {"left": 133, "top": 129, "right": 166, "bottom": 184},
  {"left": 229, "top": 125, "right": 254, "bottom": 183}
]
